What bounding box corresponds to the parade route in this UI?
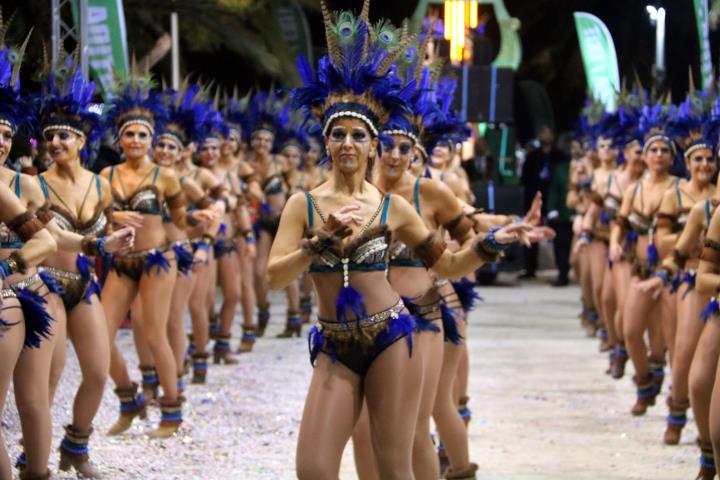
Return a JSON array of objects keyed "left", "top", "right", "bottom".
[{"left": 2, "top": 278, "right": 699, "bottom": 479}]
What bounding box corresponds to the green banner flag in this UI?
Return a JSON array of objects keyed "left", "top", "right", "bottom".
[
  {"left": 573, "top": 12, "right": 620, "bottom": 111},
  {"left": 73, "top": 0, "right": 129, "bottom": 96},
  {"left": 269, "top": 0, "right": 313, "bottom": 64},
  {"left": 694, "top": 0, "right": 713, "bottom": 90}
]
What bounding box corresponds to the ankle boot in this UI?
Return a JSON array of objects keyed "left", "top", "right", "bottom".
[
  {"left": 58, "top": 424, "right": 102, "bottom": 478},
  {"left": 139, "top": 365, "right": 159, "bottom": 404},
  {"left": 213, "top": 334, "right": 239, "bottom": 365},
  {"left": 236, "top": 326, "right": 257, "bottom": 353},
  {"left": 256, "top": 303, "right": 270, "bottom": 337},
  {"left": 584, "top": 310, "right": 599, "bottom": 337},
  {"left": 19, "top": 470, "right": 51, "bottom": 479},
  {"left": 458, "top": 395, "right": 472, "bottom": 426},
  {"left": 300, "top": 295, "right": 313, "bottom": 324},
  {"left": 698, "top": 441, "right": 717, "bottom": 480},
  {"left": 107, "top": 382, "right": 147, "bottom": 435},
  {"left": 208, "top": 311, "right": 219, "bottom": 340},
  {"left": 445, "top": 462, "right": 479, "bottom": 479},
  {"left": 276, "top": 311, "right": 302, "bottom": 338},
  {"left": 649, "top": 356, "right": 667, "bottom": 394},
  {"left": 631, "top": 372, "right": 659, "bottom": 416},
  {"left": 610, "top": 345, "right": 628, "bottom": 379},
  {"left": 149, "top": 397, "right": 183, "bottom": 439},
  {"left": 437, "top": 441, "right": 450, "bottom": 477},
  {"left": 598, "top": 328, "right": 611, "bottom": 352},
  {"left": 177, "top": 374, "right": 186, "bottom": 398},
  {"left": 191, "top": 352, "right": 209, "bottom": 384},
  {"left": 663, "top": 396, "right": 689, "bottom": 445}
]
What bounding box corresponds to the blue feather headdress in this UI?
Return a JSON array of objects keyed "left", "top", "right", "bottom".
[
  {"left": 223, "top": 89, "right": 249, "bottom": 138},
  {"left": 291, "top": 0, "right": 413, "bottom": 139},
  {"left": 244, "top": 90, "right": 283, "bottom": 142},
  {"left": 638, "top": 96, "right": 676, "bottom": 156},
  {"left": 420, "top": 76, "right": 472, "bottom": 155},
  {"left": 276, "top": 98, "right": 311, "bottom": 154},
  {"left": 156, "top": 82, "right": 208, "bottom": 147},
  {"left": 103, "top": 60, "right": 165, "bottom": 137},
  {"left": 37, "top": 52, "right": 102, "bottom": 161},
  {"left": 0, "top": 11, "right": 33, "bottom": 135},
  {"left": 196, "top": 94, "right": 228, "bottom": 144}
]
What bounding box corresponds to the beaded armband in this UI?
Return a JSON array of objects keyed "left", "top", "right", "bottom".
[
  {"left": 8, "top": 211, "right": 45, "bottom": 242},
  {"left": 0, "top": 251, "right": 28, "bottom": 279},
  {"left": 413, "top": 233, "right": 447, "bottom": 268},
  {"left": 651, "top": 269, "right": 671, "bottom": 286},
  {"left": 473, "top": 227, "right": 508, "bottom": 263}
]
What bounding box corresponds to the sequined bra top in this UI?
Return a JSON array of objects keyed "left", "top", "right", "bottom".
[
  {"left": 389, "top": 178, "right": 425, "bottom": 268},
  {"left": 109, "top": 166, "right": 163, "bottom": 215},
  {"left": 262, "top": 156, "right": 285, "bottom": 196},
  {"left": 38, "top": 174, "right": 108, "bottom": 237},
  {"left": 305, "top": 192, "right": 391, "bottom": 274},
  {"left": 0, "top": 173, "right": 24, "bottom": 249}
]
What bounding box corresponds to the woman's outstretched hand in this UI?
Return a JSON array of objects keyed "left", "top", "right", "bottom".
[{"left": 494, "top": 222, "right": 534, "bottom": 247}]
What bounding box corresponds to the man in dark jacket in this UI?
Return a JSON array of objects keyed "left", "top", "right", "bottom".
[{"left": 520, "top": 125, "right": 567, "bottom": 279}]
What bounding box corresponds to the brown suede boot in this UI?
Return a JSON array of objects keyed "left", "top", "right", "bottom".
[
  {"left": 276, "top": 310, "right": 302, "bottom": 338},
  {"left": 631, "top": 372, "right": 659, "bottom": 416},
  {"left": 191, "top": 351, "right": 209, "bottom": 384},
  {"left": 236, "top": 326, "right": 257, "bottom": 353},
  {"left": 139, "top": 364, "right": 159, "bottom": 405},
  {"left": 445, "top": 462, "right": 479, "bottom": 479},
  {"left": 609, "top": 344, "right": 628, "bottom": 379},
  {"left": 149, "top": 397, "right": 183, "bottom": 439},
  {"left": 213, "top": 334, "right": 239, "bottom": 364},
  {"left": 256, "top": 303, "right": 270, "bottom": 337},
  {"left": 58, "top": 425, "right": 102, "bottom": 478},
  {"left": 697, "top": 440, "right": 716, "bottom": 480},
  {"left": 19, "top": 470, "right": 51, "bottom": 479},
  {"left": 107, "top": 382, "right": 147, "bottom": 435},
  {"left": 663, "top": 396, "right": 689, "bottom": 445}
]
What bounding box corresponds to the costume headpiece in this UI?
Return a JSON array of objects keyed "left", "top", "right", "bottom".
[
  {"left": 196, "top": 90, "right": 228, "bottom": 144},
  {"left": 0, "top": 11, "right": 33, "bottom": 134},
  {"left": 37, "top": 50, "right": 102, "bottom": 160},
  {"left": 156, "top": 81, "right": 208, "bottom": 147},
  {"left": 419, "top": 75, "right": 471, "bottom": 156},
  {"left": 244, "top": 89, "right": 282, "bottom": 141},
  {"left": 276, "top": 98, "right": 311, "bottom": 153},
  {"left": 223, "top": 88, "right": 249, "bottom": 137},
  {"left": 292, "top": 0, "right": 413, "bottom": 138},
  {"left": 104, "top": 58, "right": 164, "bottom": 137}
]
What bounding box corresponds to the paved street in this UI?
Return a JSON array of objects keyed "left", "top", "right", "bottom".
[{"left": 2, "top": 279, "right": 699, "bottom": 479}]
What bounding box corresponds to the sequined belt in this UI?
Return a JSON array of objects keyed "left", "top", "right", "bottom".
[
  {"left": 1, "top": 288, "right": 16, "bottom": 299},
  {"left": 168, "top": 239, "right": 191, "bottom": 250},
  {"left": 8, "top": 273, "right": 43, "bottom": 291},
  {"left": 318, "top": 300, "right": 405, "bottom": 345},
  {"left": 38, "top": 266, "right": 83, "bottom": 282}
]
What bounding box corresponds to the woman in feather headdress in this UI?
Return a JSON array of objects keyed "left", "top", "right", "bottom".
[
  {"left": 194, "top": 98, "right": 253, "bottom": 365},
  {"left": 574, "top": 93, "right": 646, "bottom": 378},
  {"left": 0, "top": 23, "right": 59, "bottom": 480},
  {"left": 243, "top": 90, "right": 305, "bottom": 339},
  {"left": 268, "top": 2, "right": 533, "bottom": 477},
  {"left": 129, "top": 84, "right": 226, "bottom": 396},
  {"left": 99, "top": 66, "right": 189, "bottom": 439},
  {"left": 635, "top": 95, "right": 719, "bottom": 450},
  {"left": 32, "top": 53, "right": 137, "bottom": 478},
  {"left": 222, "top": 93, "right": 262, "bottom": 353},
  {"left": 608, "top": 101, "right": 679, "bottom": 417}
]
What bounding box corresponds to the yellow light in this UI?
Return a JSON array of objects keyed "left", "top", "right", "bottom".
[
  {"left": 465, "top": 0, "right": 470, "bottom": 28},
  {"left": 444, "top": 1, "right": 452, "bottom": 40},
  {"left": 469, "top": 1, "right": 478, "bottom": 29},
  {"left": 455, "top": 0, "right": 465, "bottom": 62}
]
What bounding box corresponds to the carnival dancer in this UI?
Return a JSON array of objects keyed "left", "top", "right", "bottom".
[
  {"left": 130, "top": 84, "right": 225, "bottom": 395},
  {"left": 245, "top": 92, "right": 302, "bottom": 338},
  {"left": 195, "top": 99, "right": 252, "bottom": 365},
  {"left": 34, "top": 55, "right": 137, "bottom": 478},
  {"left": 0, "top": 30, "right": 59, "bottom": 480},
  {"left": 100, "top": 68, "right": 189, "bottom": 438},
  {"left": 575, "top": 98, "right": 646, "bottom": 377},
  {"left": 269, "top": 3, "right": 533, "bottom": 477},
  {"left": 222, "top": 95, "right": 260, "bottom": 353},
  {"left": 609, "top": 104, "right": 678, "bottom": 416}
]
